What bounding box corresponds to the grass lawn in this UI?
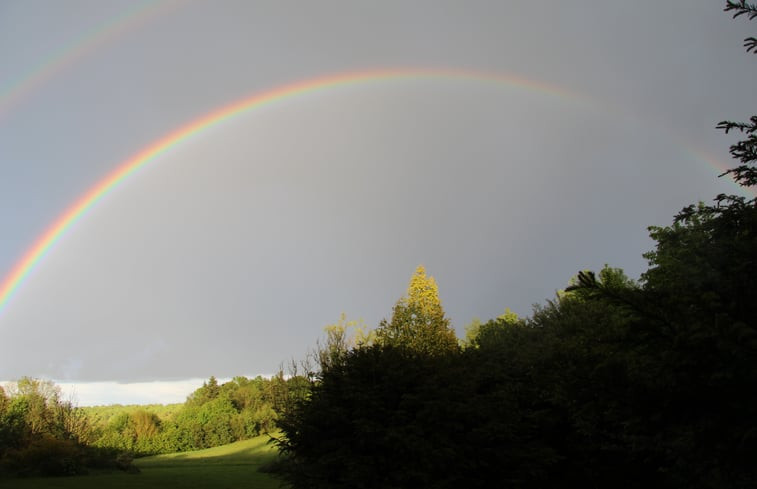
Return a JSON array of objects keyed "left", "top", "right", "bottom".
[{"left": 0, "top": 435, "right": 286, "bottom": 489}]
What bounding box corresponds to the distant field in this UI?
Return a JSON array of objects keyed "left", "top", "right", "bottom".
[{"left": 1, "top": 435, "right": 285, "bottom": 489}]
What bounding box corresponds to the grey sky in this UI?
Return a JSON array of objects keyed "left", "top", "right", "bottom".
[{"left": 0, "top": 1, "right": 754, "bottom": 391}]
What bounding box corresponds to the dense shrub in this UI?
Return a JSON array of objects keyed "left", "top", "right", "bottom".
[{"left": 0, "top": 378, "right": 131, "bottom": 478}]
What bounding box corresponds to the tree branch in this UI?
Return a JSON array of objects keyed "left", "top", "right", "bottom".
[{"left": 725, "top": 0, "right": 757, "bottom": 20}]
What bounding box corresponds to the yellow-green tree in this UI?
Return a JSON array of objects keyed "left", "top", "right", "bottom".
[
  {"left": 376, "top": 266, "right": 458, "bottom": 355},
  {"left": 317, "top": 313, "right": 374, "bottom": 371}
]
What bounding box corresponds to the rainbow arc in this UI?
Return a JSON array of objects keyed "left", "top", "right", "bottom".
[{"left": 0, "top": 68, "right": 735, "bottom": 315}]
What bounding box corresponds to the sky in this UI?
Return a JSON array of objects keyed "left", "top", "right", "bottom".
[{"left": 0, "top": 1, "right": 754, "bottom": 405}]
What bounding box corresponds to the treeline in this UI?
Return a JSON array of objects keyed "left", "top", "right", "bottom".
[
  {"left": 86, "top": 374, "right": 309, "bottom": 456},
  {"left": 272, "top": 210, "right": 756, "bottom": 489},
  {"left": 271, "top": 7, "right": 757, "bottom": 487},
  {"left": 81, "top": 403, "right": 182, "bottom": 432},
  {"left": 0, "top": 373, "right": 310, "bottom": 477},
  {"left": 2, "top": 2, "right": 755, "bottom": 484},
  {"left": 0, "top": 378, "right": 128, "bottom": 477}
]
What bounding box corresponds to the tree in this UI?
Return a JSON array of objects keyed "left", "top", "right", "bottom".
[
  {"left": 0, "top": 386, "right": 7, "bottom": 417},
  {"left": 375, "top": 265, "right": 459, "bottom": 355},
  {"left": 711, "top": 1, "right": 757, "bottom": 194},
  {"left": 462, "top": 317, "right": 482, "bottom": 347},
  {"left": 555, "top": 9, "right": 757, "bottom": 479},
  {"left": 274, "top": 344, "right": 473, "bottom": 489},
  {"left": 725, "top": 1, "right": 757, "bottom": 53},
  {"left": 316, "top": 313, "right": 374, "bottom": 372},
  {"left": 130, "top": 409, "right": 161, "bottom": 442},
  {"left": 463, "top": 308, "right": 523, "bottom": 349},
  {"left": 186, "top": 376, "right": 220, "bottom": 407},
  {"left": 0, "top": 378, "right": 125, "bottom": 477},
  {"left": 272, "top": 9, "right": 757, "bottom": 488}
]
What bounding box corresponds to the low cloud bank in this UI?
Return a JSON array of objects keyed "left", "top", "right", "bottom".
[{"left": 3, "top": 376, "right": 269, "bottom": 406}]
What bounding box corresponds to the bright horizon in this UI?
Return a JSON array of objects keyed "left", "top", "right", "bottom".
[{"left": 2, "top": 375, "right": 272, "bottom": 407}]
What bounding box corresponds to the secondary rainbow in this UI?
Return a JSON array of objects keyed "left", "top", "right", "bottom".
[
  {"left": 0, "top": 67, "right": 736, "bottom": 314},
  {"left": 0, "top": 0, "right": 179, "bottom": 121}
]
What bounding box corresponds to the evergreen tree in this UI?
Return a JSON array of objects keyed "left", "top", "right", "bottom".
[
  {"left": 712, "top": 1, "right": 756, "bottom": 194},
  {"left": 375, "top": 266, "right": 458, "bottom": 356},
  {"left": 185, "top": 376, "right": 220, "bottom": 407}
]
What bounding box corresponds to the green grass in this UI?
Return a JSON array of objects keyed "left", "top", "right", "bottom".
[{"left": 0, "top": 435, "right": 286, "bottom": 489}]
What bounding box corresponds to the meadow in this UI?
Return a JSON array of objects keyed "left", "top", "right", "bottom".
[{"left": 0, "top": 435, "right": 283, "bottom": 489}]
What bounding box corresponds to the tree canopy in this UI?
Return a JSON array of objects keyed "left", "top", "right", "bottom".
[
  {"left": 375, "top": 265, "right": 459, "bottom": 356},
  {"left": 270, "top": 5, "right": 757, "bottom": 488}
]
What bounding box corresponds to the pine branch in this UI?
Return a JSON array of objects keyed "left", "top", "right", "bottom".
[
  {"left": 725, "top": 1, "right": 757, "bottom": 52},
  {"left": 719, "top": 165, "right": 757, "bottom": 187},
  {"left": 716, "top": 117, "right": 757, "bottom": 187},
  {"left": 745, "top": 36, "right": 757, "bottom": 52},
  {"left": 725, "top": 0, "right": 757, "bottom": 20},
  {"left": 564, "top": 270, "right": 677, "bottom": 333},
  {"left": 717, "top": 119, "right": 756, "bottom": 134}
]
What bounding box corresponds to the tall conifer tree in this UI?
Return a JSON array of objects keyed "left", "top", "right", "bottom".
[{"left": 376, "top": 266, "right": 459, "bottom": 355}]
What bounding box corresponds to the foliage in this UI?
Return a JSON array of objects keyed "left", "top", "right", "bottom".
[
  {"left": 4, "top": 7, "right": 756, "bottom": 486},
  {"left": 461, "top": 317, "right": 481, "bottom": 346},
  {"left": 275, "top": 345, "right": 462, "bottom": 488},
  {"left": 463, "top": 309, "right": 521, "bottom": 348},
  {"left": 85, "top": 374, "right": 306, "bottom": 457},
  {"left": 725, "top": 1, "right": 757, "bottom": 52},
  {"left": 272, "top": 9, "right": 757, "bottom": 484},
  {"left": 375, "top": 265, "right": 459, "bottom": 356},
  {"left": 714, "top": 2, "right": 757, "bottom": 192},
  {"left": 185, "top": 376, "right": 221, "bottom": 408},
  {"left": 81, "top": 404, "right": 181, "bottom": 431},
  {"left": 274, "top": 244, "right": 756, "bottom": 488},
  {"left": 640, "top": 207, "right": 757, "bottom": 487},
  {"left": 316, "top": 313, "right": 374, "bottom": 372},
  {"left": 0, "top": 378, "right": 128, "bottom": 477}
]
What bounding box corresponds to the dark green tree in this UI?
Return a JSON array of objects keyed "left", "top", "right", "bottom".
[
  {"left": 274, "top": 345, "right": 471, "bottom": 489},
  {"left": 272, "top": 7, "right": 757, "bottom": 488}
]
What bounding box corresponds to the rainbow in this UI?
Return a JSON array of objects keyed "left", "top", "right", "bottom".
[
  {"left": 0, "top": 68, "right": 739, "bottom": 314},
  {"left": 0, "top": 0, "right": 179, "bottom": 121}
]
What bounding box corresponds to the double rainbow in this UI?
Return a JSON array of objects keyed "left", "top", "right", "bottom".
[{"left": 0, "top": 68, "right": 734, "bottom": 315}]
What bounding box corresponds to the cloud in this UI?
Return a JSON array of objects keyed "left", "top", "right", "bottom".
[{"left": 54, "top": 377, "right": 238, "bottom": 406}]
